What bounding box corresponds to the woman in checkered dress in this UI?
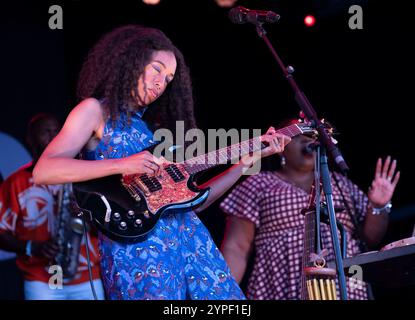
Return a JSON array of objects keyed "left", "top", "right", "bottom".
[{"left": 220, "top": 120, "right": 400, "bottom": 300}]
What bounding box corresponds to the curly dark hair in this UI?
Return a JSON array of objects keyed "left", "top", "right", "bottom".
[{"left": 77, "top": 25, "right": 197, "bottom": 134}]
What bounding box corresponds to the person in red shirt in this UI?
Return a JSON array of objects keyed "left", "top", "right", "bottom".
[{"left": 0, "top": 113, "right": 105, "bottom": 299}]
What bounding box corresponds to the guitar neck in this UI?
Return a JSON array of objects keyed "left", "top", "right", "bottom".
[{"left": 182, "top": 124, "right": 305, "bottom": 175}]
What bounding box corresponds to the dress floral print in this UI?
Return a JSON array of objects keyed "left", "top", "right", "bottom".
[{"left": 83, "top": 109, "right": 245, "bottom": 300}]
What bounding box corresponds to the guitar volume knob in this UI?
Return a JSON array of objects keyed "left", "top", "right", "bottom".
[
  {"left": 119, "top": 221, "right": 127, "bottom": 230},
  {"left": 113, "top": 212, "right": 121, "bottom": 221},
  {"left": 127, "top": 210, "right": 135, "bottom": 218},
  {"left": 134, "top": 219, "right": 142, "bottom": 227}
]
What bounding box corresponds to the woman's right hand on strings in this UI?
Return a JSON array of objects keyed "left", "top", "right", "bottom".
[{"left": 119, "top": 151, "right": 167, "bottom": 176}]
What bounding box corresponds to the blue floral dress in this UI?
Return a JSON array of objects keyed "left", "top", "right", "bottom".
[{"left": 84, "top": 109, "right": 245, "bottom": 300}]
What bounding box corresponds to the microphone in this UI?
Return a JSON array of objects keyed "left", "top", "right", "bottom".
[
  {"left": 229, "top": 6, "right": 280, "bottom": 25},
  {"left": 302, "top": 141, "right": 349, "bottom": 172}
]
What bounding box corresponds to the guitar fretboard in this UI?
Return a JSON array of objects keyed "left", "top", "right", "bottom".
[{"left": 182, "top": 124, "right": 305, "bottom": 175}]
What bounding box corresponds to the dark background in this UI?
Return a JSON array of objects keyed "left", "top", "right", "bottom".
[{"left": 1, "top": 0, "right": 414, "bottom": 299}]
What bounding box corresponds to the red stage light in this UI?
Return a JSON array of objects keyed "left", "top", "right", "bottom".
[{"left": 304, "top": 15, "right": 316, "bottom": 27}]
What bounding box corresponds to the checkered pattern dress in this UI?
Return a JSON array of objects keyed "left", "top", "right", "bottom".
[{"left": 220, "top": 171, "right": 369, "bottom": 300}]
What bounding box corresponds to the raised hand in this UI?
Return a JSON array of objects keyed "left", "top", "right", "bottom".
[{"left": 368, "top": 156, "right": 400, "bottom": 208}]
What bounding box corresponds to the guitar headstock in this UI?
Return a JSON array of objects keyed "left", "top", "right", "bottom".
[
  {"left": 295, "top": 122, "right": 317, "bottom": 137},
  {"left": 296, "top": 113, "right": 335, "bottom": 138}
]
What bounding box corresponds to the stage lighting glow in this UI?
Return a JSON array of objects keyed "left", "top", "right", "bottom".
[
  {"left": 304, "top": 15, "right": 316, "bottom": 27},
  {"left": 215, "top": 0, "right": 237, "bottom": 8},
  {"left": 143, "top": 0, "right": 160, "bottom": 5}
]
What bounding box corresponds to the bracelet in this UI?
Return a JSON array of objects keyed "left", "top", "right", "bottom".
[
  {"left": 371, "top": 202, "right": 392, "bottom": 215},
  {"left": 25, "top": 240, "right": 32, "bottom": 257}
]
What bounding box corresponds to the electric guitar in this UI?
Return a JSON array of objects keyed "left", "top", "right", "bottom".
[{"left": 73, "top": 122, "right": 316, "bottom": 242}]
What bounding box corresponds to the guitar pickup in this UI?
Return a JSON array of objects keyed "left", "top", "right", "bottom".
[{"left": 165, "top": 165, "right": 185, "bottom": 182}]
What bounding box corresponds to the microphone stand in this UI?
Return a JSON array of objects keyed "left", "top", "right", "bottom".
[{"left": 254, "top": 22, "right": 349, "bottom": 300}]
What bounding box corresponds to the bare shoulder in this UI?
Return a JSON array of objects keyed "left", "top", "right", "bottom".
[
  {"left": 62, "top": 97, "right": 107, "bottom": 134},
  {"left": 40, "top": 98, "right": 106, "bottom": 159},
  {"left": 70, "top": 98, "right": 104, "bottom": 124}
]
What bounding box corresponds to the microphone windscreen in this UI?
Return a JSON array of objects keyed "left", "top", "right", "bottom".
[
  {"left": 266, "top": 11, "right": 280, "bottom": 23},
  {"left": 228, "top": 6, "right": 247, "bottom": 24}
]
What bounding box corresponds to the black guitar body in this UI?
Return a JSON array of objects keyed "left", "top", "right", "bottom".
[{"left": 73, "top": 173, "right": 210, "bottom": 243}]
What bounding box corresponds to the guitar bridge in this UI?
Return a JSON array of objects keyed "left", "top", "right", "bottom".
[
  {"left": 122, "top": 174, "right": 162, "bottom": 199},
  {"left": 122, "top": 175, "right": 147, "bottom": 201}
]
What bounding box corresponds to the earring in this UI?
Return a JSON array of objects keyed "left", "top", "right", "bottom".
[{"left": 280, "top": 156, "right": 286, "bottom": 167}]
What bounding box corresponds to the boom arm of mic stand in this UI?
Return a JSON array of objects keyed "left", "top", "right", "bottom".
[
  {"left": 252, "top": 23, "right": 349, "bottom": 299},
  {"left": 254, "top": 23, "right": 349, "bottom": 174}
]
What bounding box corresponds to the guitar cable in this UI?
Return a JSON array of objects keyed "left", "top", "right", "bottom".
[
  {"left": 74, "top": 189, "right": 99, "bottom": 300},
  {"left": 82, "top": 213, "right": 98, "bottom": 300}
]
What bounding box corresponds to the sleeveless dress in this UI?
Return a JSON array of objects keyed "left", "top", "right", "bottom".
[{"left": 84, "top": 109, "right": 245, "bottom": 300}]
